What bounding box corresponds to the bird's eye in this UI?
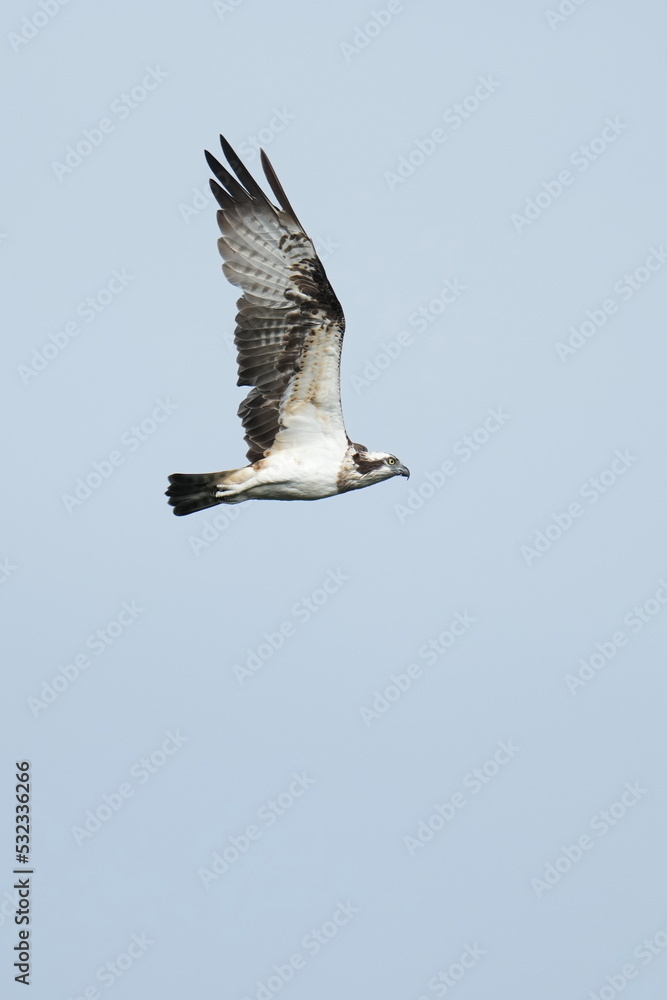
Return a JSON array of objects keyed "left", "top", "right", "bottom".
[{"left": 387, "top": 457, "right": 396, "bottom": 465}]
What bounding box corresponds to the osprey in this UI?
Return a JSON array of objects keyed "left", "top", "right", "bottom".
[{"left": 166, "top": 135, "right": 409, "bottom": 516}]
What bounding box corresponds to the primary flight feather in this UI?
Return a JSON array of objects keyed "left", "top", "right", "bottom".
[{"left": 166, "top": 134, "right": 409, "bottom": 516}]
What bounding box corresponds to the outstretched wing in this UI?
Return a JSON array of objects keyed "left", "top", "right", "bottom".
[{"left": 206, "top": 136, "right": 346, "bottom": 464}]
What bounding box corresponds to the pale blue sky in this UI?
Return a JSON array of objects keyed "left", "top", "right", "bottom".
[{"left": 3, "top": 1, "right": 667, "bottom": 998}]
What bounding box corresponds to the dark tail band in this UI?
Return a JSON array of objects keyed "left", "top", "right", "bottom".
[{"left": 165, "top": 471, "right": 238, "bottom": 516}]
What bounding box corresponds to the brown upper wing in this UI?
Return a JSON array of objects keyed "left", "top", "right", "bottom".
[{"left": 206, "top": 136, "right": 346, "bottom": 463}]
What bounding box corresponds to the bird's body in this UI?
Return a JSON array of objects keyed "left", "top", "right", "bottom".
[{"left": 166, "top": 135, "right": 408, "bottom": 516}]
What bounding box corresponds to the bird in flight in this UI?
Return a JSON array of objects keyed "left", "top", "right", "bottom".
[{"left": 166, "top": 135, "right": 409, "bottom": 516}]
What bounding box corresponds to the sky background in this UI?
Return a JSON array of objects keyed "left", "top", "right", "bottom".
[{"left": 2, "top": 1, "right": 667, "bottom": 998}]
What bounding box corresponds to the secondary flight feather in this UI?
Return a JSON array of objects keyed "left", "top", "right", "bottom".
[{"left": 166, "top": 134, "right": 409, "bottom": 516}]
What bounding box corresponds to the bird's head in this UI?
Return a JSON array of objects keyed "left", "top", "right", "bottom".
[{"left": 351, "top": 448, "right": 410, "bottom": 486}]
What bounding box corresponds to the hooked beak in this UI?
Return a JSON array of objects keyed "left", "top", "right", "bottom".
[{"left": 397, "top": 464, "right": 410, "bottom": 479}]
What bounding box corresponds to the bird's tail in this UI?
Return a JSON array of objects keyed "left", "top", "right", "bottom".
[{"left": 165, "top": 470, "right": 247, "bottom": 516}]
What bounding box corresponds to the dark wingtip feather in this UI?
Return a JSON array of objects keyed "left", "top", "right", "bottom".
[
  {"left": 205, "top": 148, "right": 248, "bottom": 201},
  {"left": 217, "top": 134, "right": 270, "bottom": 203},
  {"left": 206, "top": 135, "right": 299, "bottom": 226},
  {"left": 219, "top": 134, "right": 237, "bottom": 166},
  {"left": 260, "top": 148, "right": 302, "bottom": 226},
  {"left": 209, "top": 177, "right": 233, "bottom": 210}
]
